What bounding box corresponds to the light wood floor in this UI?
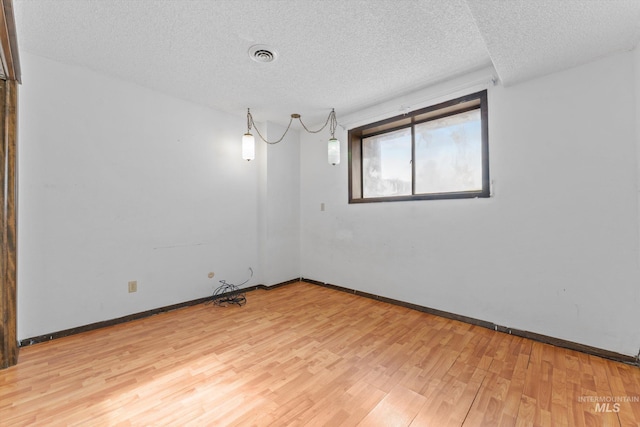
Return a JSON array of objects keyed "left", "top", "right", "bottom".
[{"left": 1, "top": 282, "right": 639, "bottom": 426}]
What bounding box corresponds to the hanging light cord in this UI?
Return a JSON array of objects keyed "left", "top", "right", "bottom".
[
  {"left": 247, "top": 108, "right": 337, "bottom": 144},
  {"left": 298, "top": 109, "right": 337, "bottom": 137}
]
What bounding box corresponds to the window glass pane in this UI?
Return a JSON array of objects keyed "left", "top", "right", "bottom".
[
  {"left": 362, "top": 127, "right": 412, "bottom": 198},
  {"left": 414, "top": 109, "right": 482, "bottom": 194}
]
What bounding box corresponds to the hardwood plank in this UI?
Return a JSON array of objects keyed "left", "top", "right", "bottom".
[
  {"left": 0, "top": 282, "right": 638, "bottom": 426},
  {"left": 358, "top": 384, "right": 427, "bottom": 426}
]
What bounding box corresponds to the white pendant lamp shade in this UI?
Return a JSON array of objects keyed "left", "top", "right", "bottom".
[
  {"left": 242, "top": 132, "right": 255, "bottom": 161},
  {"left": 328, "top": 137, "right": 340, "bottom": 165}
]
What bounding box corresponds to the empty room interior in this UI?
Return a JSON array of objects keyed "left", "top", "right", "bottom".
[{"left": 1, "top": 0, "right": 640, "bottom": 425}]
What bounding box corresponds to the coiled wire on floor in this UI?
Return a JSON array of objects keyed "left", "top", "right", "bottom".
[{"left": 206, "top": 268, "right": 252, "bottom": 307}]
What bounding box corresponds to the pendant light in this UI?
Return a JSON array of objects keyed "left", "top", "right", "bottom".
[{"left": 242, "top": 108, "right": 339, "bottom": 165}]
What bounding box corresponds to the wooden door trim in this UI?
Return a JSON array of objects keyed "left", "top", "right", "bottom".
[
  {"left": 0, "top": 0, "right": 19, "bottom": 369},
  {"left": 0, "top": 0, "right": 20, "bottom": 82}
]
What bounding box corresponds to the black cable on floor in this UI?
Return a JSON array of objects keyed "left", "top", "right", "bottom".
[{"left": 206, "top": 268, "right": 252, "bottom": 307}]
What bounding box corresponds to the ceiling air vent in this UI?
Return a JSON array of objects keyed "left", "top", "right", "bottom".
[{"left": 248, "top": 45, "right": 278, "bottom": 63}]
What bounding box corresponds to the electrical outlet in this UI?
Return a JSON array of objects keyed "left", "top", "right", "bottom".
[{"left": 128, "top": 280, "right": 137, "bottom": 293}]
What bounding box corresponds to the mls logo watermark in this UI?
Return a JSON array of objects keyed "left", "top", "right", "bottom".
[
  {"left": 594, "top": 402, "right": 620, "bottom": 413},
  {"left": 577, "top": 395, "right": 639, "bottom": 413}
]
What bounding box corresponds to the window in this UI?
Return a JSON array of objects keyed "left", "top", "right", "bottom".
[{"left": 348, "top": 90, "right": 489, "bottom": 203}]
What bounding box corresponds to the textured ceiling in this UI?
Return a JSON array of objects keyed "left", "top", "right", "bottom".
[
  {"left": 466, "top": 0, "right": 640, "bottom": 86},
  {"left": 13, "top": 0, "right": 640, "bottom": 126}
]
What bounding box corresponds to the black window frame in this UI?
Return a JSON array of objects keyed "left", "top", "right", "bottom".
[{"left": 348, "top": 90, "right": 489, "bottom": 203}]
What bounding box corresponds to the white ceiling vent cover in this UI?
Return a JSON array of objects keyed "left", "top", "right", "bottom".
[{"left": 248, "top": 45, "right": 278, "bottom": 63}]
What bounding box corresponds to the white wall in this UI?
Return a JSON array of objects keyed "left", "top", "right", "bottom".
[
  {"left": 17, "top": 52, "right": 262, "bottom": 339},
  {"left": 257, "top": 122, "right": 301, "bottom": 285},
  {"left": 301, "top": 51, "right": 640, "bottom": 357}
]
